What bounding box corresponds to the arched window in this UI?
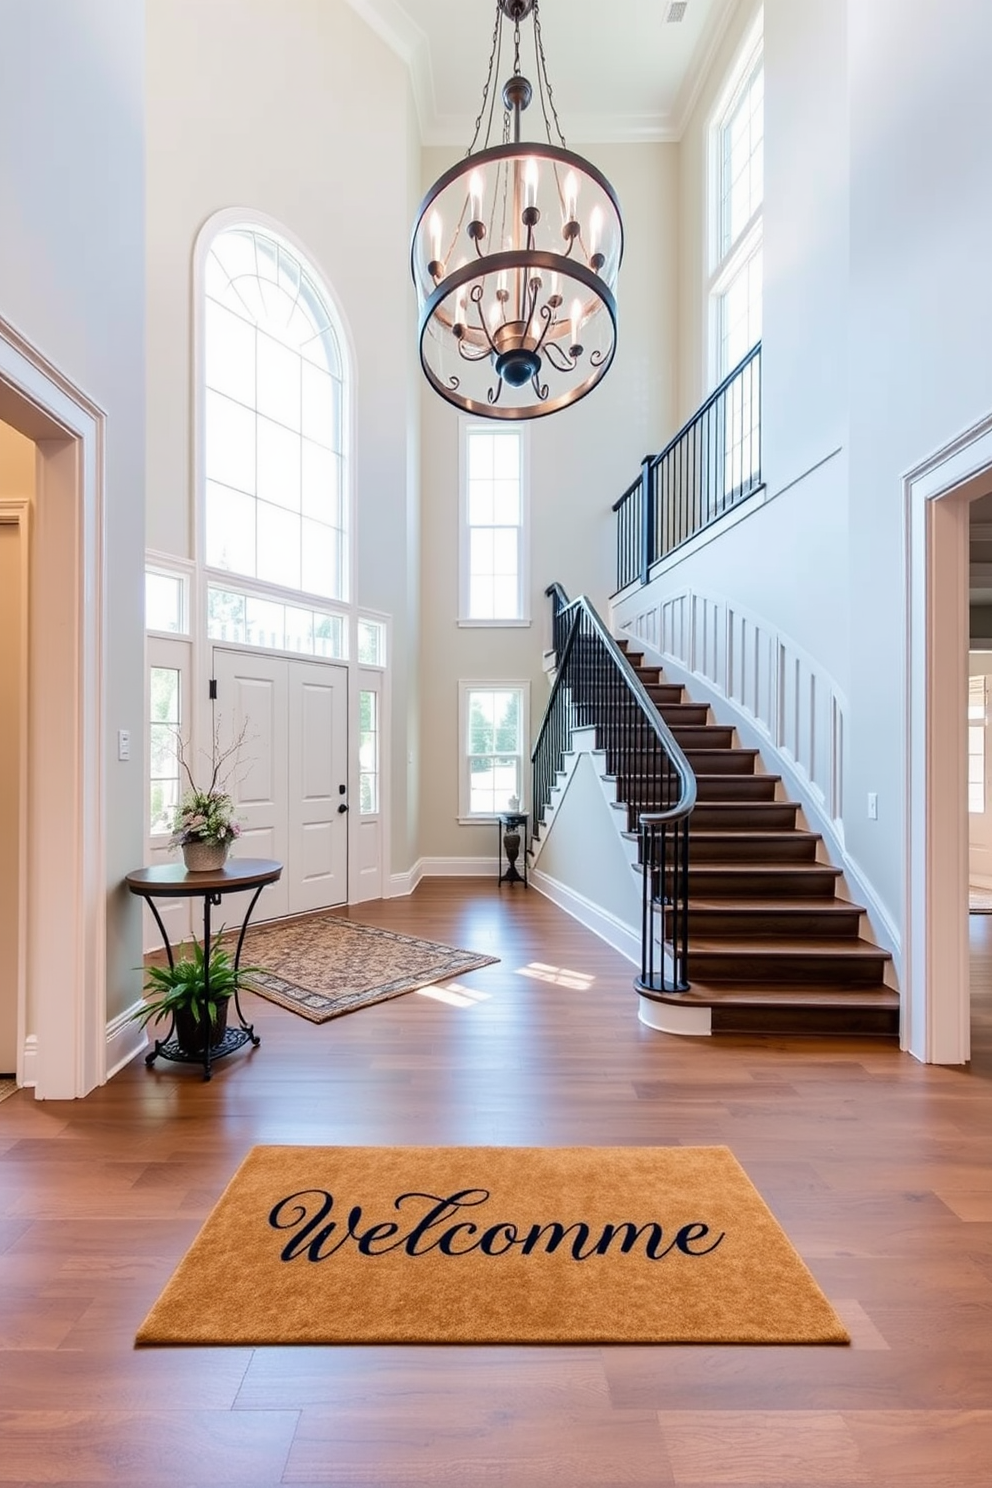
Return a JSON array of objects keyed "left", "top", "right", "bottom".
[{"left": 202, "top": 226, "right": 347, "bottom": 601}]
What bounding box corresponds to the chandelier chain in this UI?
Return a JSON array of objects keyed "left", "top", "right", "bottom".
[
  {"left": 533, "top": 2, "right": 567, "bottom": 149},
  {"left": 466, "top": 6, "right": 504, "bottom": 157}
]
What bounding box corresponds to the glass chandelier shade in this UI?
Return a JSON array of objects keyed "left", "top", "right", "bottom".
[{"left": 411, "top": 1, "right": 624, "bottom": 421}]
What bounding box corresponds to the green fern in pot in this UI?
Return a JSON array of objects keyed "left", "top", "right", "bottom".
[{"left": 131, "top": 938, "right": 261, "bottom": 1055}]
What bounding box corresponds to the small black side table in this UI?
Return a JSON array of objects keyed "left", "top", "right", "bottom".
[
  {"left": 125, "top": 857, "right": 283, "bottom": 1080},
  {"left": 497, "top": 812, "right": 529, "bottom": 887}
]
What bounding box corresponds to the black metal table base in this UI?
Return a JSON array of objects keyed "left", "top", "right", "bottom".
[{"left": 145, "top": 1022, "right": 260, "bottom": 1081}]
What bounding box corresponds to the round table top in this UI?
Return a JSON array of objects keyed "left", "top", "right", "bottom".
[{"left": 125, "top": 858, "right": 283, "bottom": 898}]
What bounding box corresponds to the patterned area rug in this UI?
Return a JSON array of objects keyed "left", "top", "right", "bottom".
[
  {"left": 233, "top": 913, "right": 498, "bottom": 1023},
  {"left": 0, "top": 1079, "right": 17, "bottom": 1105}
]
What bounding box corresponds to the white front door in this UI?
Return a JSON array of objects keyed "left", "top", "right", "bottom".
[
  {"left": 213, "top": 649, "right": 348, "bottom": 917},
  {"left": 288, "top": 660, "right": 349, "bottom": 912}
]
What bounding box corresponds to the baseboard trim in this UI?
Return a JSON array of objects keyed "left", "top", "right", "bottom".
[
  {"left": 531, "top": 868, "right": 640, "bottom": 965},
  {"left": 637, "top": 996, "right": 712, "bottom": 1037},
  {"left": 387, "top": 859, "right": 424, "bottom": 897},
  {"left": 421, "top": 857, "right": 500, "bottom": 877},
  {"left": 20, "top": 1034, "right": 37, "bottom": 1089},
  {"left": 106, "top": 1003, "right": 147, "bottom": 1081}
]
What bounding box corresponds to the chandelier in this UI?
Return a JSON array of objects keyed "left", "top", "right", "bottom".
[{"left": 411, "top": 0, "right": 624, "bottom": 420}]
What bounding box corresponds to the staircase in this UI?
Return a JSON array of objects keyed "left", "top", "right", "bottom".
[{"left": 615, "top": 640, "right": 899, "bottom": 1037}]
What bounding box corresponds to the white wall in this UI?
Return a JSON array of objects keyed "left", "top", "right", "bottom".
[
  {"left": 418, "top": 142, "right": 679, "bottom": 863},
  {"left": 662, "top": 0, "right": 992, "bottom": 948},
  {"left": 0, "top": 0, "right": 146, "bottom": 1024},
  {"left": 145, "top": 0, "right": 420, "bottom": 875},
  {"left": 844, "top": 0, "right": 992, "bottom": 923}
]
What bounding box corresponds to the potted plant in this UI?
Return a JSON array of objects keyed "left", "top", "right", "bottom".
[
  {"left": 171, "top": 721, "right": 247, "bottom": 872},
  {"left": 129, "top": 938, "right": 260, "bottom": 1055}
]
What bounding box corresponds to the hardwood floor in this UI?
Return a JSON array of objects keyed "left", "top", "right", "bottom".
[{"left": 1, "top": 880, "right": 991, "bottom": 1486}]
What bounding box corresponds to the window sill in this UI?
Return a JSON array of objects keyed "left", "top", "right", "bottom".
[
  {"left": 457, "top": 814, "right": 526, "bottom": 826},
  {"left": 457, "top": 618, "right": 532, "bottom": 629}
]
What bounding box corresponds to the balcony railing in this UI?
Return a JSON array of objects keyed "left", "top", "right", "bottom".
[{"left": 614, "top": 342, "right": 762, "bottom": 592}]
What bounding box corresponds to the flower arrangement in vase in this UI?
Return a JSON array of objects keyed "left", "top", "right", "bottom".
[{"left": 171, "top": 721, "right": 248, "bottom": 872}]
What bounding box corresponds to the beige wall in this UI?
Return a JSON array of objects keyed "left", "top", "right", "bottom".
[
  {"left": 145, "top": 0, "right": 421, "bottom": 875},
  {"left": 418, "top": 142, "right": 679, "bottom": 864},
  {"left": 0, "top": 422, "right": 34, "bottom": 498}
]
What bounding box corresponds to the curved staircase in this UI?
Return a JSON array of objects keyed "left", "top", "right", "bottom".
[{"left": 616, "top": 640, "right": 899, "bottom": 1037}]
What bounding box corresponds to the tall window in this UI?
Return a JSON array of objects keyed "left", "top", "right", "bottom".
[
  {"left": 359, "top": 690, "right": 380, "bottom": 815},
  {"left": 203, "top": 226, "right": 348, "bottom": 602},
  {"left": 461, "top": 426, "right": 527, "bottom": 624},
  {"left": 459, "top": 682, "right": 529, "bottom": 819},
  {"left": 710, "top": 21, "right": 763, "bottom": 382}
]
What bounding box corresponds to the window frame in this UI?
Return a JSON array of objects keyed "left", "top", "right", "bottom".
[
  {"left": 706, "top": 11, "right": 764, "bottom": 389},
  {"left": 194, "top": 209, "right": 354, "bottom": 611},
  {"left": 458, "top": 421, "right": 531, "bottom": 628},
  {"left": 457, "top": 680, "right": 531, "bottom": 824}
]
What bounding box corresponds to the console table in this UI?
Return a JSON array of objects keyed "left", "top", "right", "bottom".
[
  {"left": 125, "top": 857, "right": 283, "bottom": 1080},
  {"left": 497, "top": 812, "right": 529, "bottom": 886}
]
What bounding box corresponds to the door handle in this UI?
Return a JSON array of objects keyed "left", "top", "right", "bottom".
[{"left": 337, "top": 802, "right": 349, "bottom": 814}]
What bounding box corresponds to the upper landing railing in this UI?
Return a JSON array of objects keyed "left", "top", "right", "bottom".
[{"left": 613, "top": 342, "right": 762, "bottom": 593}]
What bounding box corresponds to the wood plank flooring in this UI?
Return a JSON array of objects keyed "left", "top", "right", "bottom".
[{"left": 1, "top": 880, "right": 991, "bottom": 1487}]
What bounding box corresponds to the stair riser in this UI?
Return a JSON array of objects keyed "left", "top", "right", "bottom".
[
  {"left": 658, "top": 706, "right": 710, "bottom": 726},
  {"left": 686, "top": 869, "right": 840, "bottom": 898},
  {"left": 643, "top": 835, "right": 818, "bottom": 863},
  {"left": 688, "top": 804, "right": 799, "bottom": 830},
  {"left": 684, "top": 751, "right": 760, "bottom": 775},
  {"left": 674, "top": 909, "right": 863, "bottom": 939},
  {"left": 689, "top": 953, "right": 889, "bottom": 984},
  {"left": 690, "top": 837, "right": 819, "bottom": 863},
  {"left": 671, "top": 726, "right": 735, "bottom": 750},
  {"left": 710, "top": 1005, "right": 899, "bottom": 1037},
  {"left": 693, "top": 777, "right": 779, "bottom": 801},
  {"left": 646, "top": 687, "right": 686, "bottom": 706}
]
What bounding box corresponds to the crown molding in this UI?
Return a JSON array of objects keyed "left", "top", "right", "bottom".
[
  {"left": 341, "top": 0, "right": 436, "bottom": 138},
  {"left": 346, "top": 0, "right": 733, "bottom": 148},
  {"left": 421, "top": 110, "right": 681, "bottom": 149},
  {"left": 672, "top": 0, "right": 747, "bottom": 137}
]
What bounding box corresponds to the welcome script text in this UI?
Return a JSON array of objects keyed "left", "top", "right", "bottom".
[{"left": 268, "top": 1187, "right": 726, "bottom": 1263}]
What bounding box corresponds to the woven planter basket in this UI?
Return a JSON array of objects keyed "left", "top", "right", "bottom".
[{"left": 181, "top": 840, "right": 229, "bottom": 873}]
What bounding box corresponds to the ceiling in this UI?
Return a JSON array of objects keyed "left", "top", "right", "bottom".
[{"left": 344, "top": 0, "right": 738, "bottom": 145}]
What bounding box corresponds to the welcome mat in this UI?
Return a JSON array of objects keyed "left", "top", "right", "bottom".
[
  {"left": 136, "top": 1145, "right": 849, "bottom": 1346},
  {"left": 233, "top": 915, "right": 498, "bottom": 1023}
]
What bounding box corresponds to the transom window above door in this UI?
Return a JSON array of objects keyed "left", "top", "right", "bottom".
[{"left": 203, "top": 226, "right": 348, "bottom": 602}]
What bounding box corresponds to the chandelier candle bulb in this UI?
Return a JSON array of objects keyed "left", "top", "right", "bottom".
[
  {"left": 411, "top": 0, "right": 622, "bottom": 418},
  {"left": 564, "top": 170, "right": 578, "bottom": 224},
  {"left": 570, "top": 298, "right": 583, "bottom": 355}
]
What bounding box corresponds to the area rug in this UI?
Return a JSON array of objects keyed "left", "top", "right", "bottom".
[
  {"left": 0, "top": 1079, "right": 16, "bottom": 1106},
  {"left": 231, "top": 914, "right": 498, "bottom": 1023},
  {"left": 136, "top": 1145, "right": 849, "bottom": 1346}
]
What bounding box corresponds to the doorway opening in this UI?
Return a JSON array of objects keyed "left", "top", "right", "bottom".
[
  {"left": 907, "top": 413, "right": 992, "bottom": 1064},
  {"left": 0, "top": 316, "right": 107, "bottom": 1099}
]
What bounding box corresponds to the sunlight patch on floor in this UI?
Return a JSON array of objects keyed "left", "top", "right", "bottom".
[
  {"left": 517, "top": 961, "right": 595, "bottom": 989},
  {"left": 414, "top": 982, "right": 493, "bottom": 1008}
]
